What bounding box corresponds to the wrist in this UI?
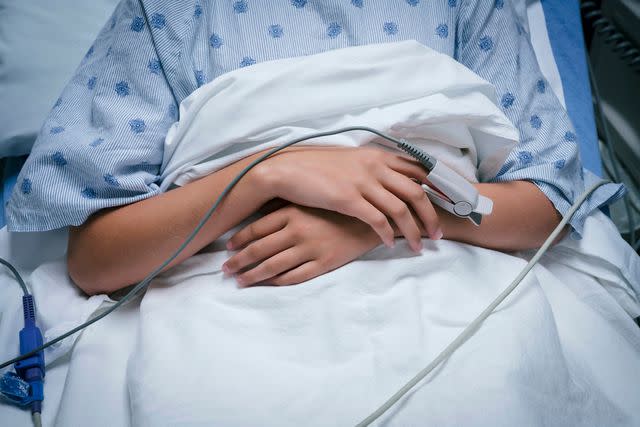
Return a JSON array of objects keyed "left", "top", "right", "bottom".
[{"left": 246, "top": 151, "right": 282, "bottom": 201}]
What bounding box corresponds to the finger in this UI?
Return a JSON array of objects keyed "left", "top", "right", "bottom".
[
  {"left": 268, "top": 260, "right": 321, "bottom": 286},
  {"left": 227, "top": 209, "right": 288, "bottom": 250},
  {"left": 380, "top": 169, "right": 441, "bottom": 239},
  {"left": 385, "top": 153, "right": 430, "bottom": 183},
  {"left": 224, "top": 229, "right": 294, "bottom": 274},
  {"left": 341, "top": 199, "right": 396, "bottom": 248},
  {"left": 363, "top": 186, "right": 423, "bottom": 252},
  {"left": 235, "top": 247, "right": 311, "bottom": 287}
]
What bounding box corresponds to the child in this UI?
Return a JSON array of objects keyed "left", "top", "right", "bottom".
[{"left": 6, "top": 0, "right": 622, "bottom": 294}]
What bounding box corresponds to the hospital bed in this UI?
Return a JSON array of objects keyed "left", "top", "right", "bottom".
[{"left": 0, "top": 1, "right": 639, "bottom": 426}]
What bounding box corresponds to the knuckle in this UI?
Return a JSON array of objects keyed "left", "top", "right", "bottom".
[
  {"left": 410, "top": 187, "right": 427, "bottom": 203},
  {"left": 261, "top": 262, "right": 276, "bottom": 277},
  {"left": 390, "top": 203, "right": 409, "bottom": 218},
  {"left": 244, "top": 244, "right": 259, "bottom": 259},
  {"left": 247, "top": 223, "right": 259, "bottom": 238},
  {"left": 371, "top": 213, "right": 388, "bottom": 228}
]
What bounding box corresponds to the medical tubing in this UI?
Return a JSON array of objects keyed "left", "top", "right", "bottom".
[
  {"left": 355, "top": 179, "right": 610, "bottom": 427},
  {"left": 0, "top": 126, "right": 432, "bottom": 371},
  {"left": 0, "top": 257, "right": 28, "bottom": 296},
  {"left": 586, "top": 57, "right": 636, "bottom": 247}
]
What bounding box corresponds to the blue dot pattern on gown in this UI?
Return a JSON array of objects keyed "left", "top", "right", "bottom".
[
  {"left": 530, "top": 115, "right": 542, "bottom": 129},
  {"left": 104, "top": 174, "right": 121, "bottom": 187},
  {"left": 195, "top": 70, "right": 206, "bottom": 87},
  {"left": 436, "top": 24, "right": 448, "bottom": 39},
  {"left": 21, "top": 178, "right": 32, "bottom": 195},
  {"left": 518, "top": 151, "right": 534, "bottom": 165},
  {"left": 269, "top": 25, "right": 284, "bottom": 38},
  {"left": 564, "top": 131, "right": 577, "bottom": 142},
  {"left": 50, "top": 126, "right": 65, "bottom": 135},
  {"left": 209, "top": 33, "right": 223, "bottom": 48},
  {"left": 501, "top": 92, "right": 515, "bottom": 108},
  {"left": 479, "top": 36, "right": 493, "bottom": 51},
  {"left": 5, "top": 0, "right": 624, "bottom": 235},
  {"left": 383, "top": 22, "right": 398, "bottom": 36},
  {"left": 130, "top": 16, "right": 145, "bottom": 32},
  {"left": 233, "top": 1, "right": 248, "bottom": 14},
  {"left": 240, "top": 57, "right": 256, "bottom": 67},
  {"left": 90, "top": 138, "right": 105, "bottom": 147},
  {"left": 115, "top": 81, "right": 130, "bottom": 97},
  {"left": 150, "top": 13, "right": 166, "bottom": 29},
  {"left": 327, "top": 23, "right": 342, "bottom": 39},
  {"left": 149, "top": 59, "right": 161, "bottom": 74},
  {"left": 81, "top": 188, "right": 97, "bottom": 199},
  {"left": 129, "top": 119, "right": 146, "bottom": 134},
  {"left": 51, "top": 152, "right": 67, "bottom": 167},
  {"left": 291, "top": 0, "right": 307, "bottom": 8}
]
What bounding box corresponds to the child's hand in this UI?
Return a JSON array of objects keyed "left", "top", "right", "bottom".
[
  {"left": 254, "top": 146, "right": 441, "bottom": 252},
  {"left": 222, "top": 204, "right": 383, "bottom": 287}
]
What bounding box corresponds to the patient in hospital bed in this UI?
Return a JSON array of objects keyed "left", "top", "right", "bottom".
[
  {"left": 4, "top": 1, "right": 639, "bottom": 426},
  {"left": 5, "top": 0, "right": 622, "bottom": 292}
]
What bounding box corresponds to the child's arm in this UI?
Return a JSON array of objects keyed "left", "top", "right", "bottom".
[
  {"left": 222, "top": 178, "right": 563, "bottom": 288},
  {"left": 68, "top": 146, "right": 438, "bottom": 295}
]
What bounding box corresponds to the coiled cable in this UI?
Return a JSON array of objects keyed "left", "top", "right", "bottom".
[{"left": 581, "top": 0, "right": 640, "bottom": 73}]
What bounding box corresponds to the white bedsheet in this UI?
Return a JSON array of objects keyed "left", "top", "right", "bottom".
[{"left": 1, "top": 210, "right": 638, "bottom": 426}]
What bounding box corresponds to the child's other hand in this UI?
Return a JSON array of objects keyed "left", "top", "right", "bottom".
[
  {"left": 222, "top": 204, "right": 382, "bottom": 287},
  {"left": 254, "top": 146, "right": 441, "bottom": 252}
]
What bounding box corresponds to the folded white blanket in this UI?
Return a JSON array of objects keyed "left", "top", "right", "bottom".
[{"left": 159, "top": 40, "right": 518, "bottom": 188}]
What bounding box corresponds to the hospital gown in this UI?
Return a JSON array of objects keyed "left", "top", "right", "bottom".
[{"left": 5, "top": 0, "right": 624, "bottom": 233}]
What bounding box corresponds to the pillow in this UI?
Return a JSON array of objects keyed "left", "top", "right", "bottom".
[{"left": 0, "top": 0, "right": 120, "bottom": 157}]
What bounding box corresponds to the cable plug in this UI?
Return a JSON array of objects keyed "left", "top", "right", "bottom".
[{"left": 13, "top": 295, "right": 45, "bottom": 414}]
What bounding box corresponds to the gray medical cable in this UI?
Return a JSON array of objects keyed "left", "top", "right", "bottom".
[
  {"left": 0, "top": 126, "right": 432, "bottom": 371},
  {"left": 0, "top": 257, "right": 28, "bottom": 296},
  {"left": 354, "top": 179, "right": 609, "bottom": 427}
]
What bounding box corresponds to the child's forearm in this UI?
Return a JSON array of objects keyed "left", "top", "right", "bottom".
[
  {"left": 67, "top": 151, "right": 276, "bottom": 295},
  {"left": 398, "top": 180, "right": 567, "bottom": 251}
]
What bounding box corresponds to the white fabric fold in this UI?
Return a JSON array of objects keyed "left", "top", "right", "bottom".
[{"left": 160, "top": 40, "right": 519, "bottom": 189}]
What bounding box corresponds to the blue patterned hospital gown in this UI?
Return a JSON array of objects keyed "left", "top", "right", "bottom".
[{"left": 6, "top": 0, "right": 624, "bottom": 235}]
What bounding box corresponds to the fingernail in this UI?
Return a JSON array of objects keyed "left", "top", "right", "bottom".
[
  {"left": 413, "top": 241, "right": 423, "bottom": 253},
  {"left": 387, "top": 239, "right": 396, "bottom": 248},
  {"left": 226, "top": 241, "right": 234, "bottom": 250},
  {"left": 432, "top": 228, "right": 443, "bottom": 240},
  {"left": 222, "top": 264, "right": 230, "bottom": 274},
  {"left": 236, "top": 277, "right": 246, "bottom": 286}
]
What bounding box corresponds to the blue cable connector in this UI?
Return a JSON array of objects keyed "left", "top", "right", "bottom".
[{"left": 0, "top": 294, "right": 45, "bottom": 416}]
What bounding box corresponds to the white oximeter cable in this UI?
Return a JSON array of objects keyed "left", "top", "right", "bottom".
[{"left": 355, "top": 178, "right": 609, "bottom": 427}]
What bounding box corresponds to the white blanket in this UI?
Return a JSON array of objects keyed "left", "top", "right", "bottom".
[
  {"left": 122, "top": 41, "right": 640, "bottom": 426},
  {"left": 1, "top": 40, "right": 640, "bottom": 427},
  {"left": 160, "top": 41, "right": 519, "bottom": 188}
]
